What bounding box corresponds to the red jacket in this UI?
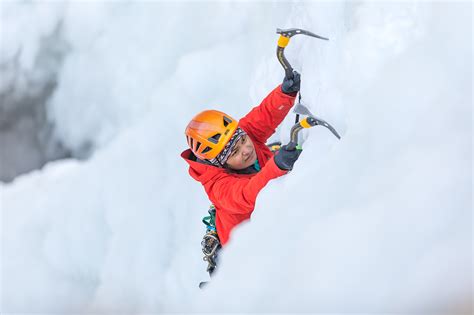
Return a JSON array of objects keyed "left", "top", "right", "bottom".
[{"left": 181, "top": 85, "right": 297, "bottom": 245}]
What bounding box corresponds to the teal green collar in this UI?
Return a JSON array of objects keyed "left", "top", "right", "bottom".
[{"left": 253, "top": 159, "right": 261, "bottom": 172}]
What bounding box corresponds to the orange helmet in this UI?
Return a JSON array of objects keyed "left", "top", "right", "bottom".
[{"left": 185, "top": 110, "right": 238, "bottom": 160}]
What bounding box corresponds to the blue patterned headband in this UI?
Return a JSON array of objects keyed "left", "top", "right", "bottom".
[{"left": 208, "top": 127, "right": 246, "bottom": 167}]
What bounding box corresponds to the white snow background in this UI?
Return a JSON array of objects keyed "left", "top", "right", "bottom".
[{"left": 1, "top": 1, "right": 472, "bottom": 313}]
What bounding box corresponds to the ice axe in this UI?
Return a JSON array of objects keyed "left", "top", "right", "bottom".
[
  {"left": 292, "top": 98, "right": 340, "bottom": 140},
  {"left": 288, "top": 115, "right": 341, "bottom": 151},
  {"left": 276, "top": 28, "right": 328, "bottom": 79}
]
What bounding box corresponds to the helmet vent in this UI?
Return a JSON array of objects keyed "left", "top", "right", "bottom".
[
  {"left": 223, "top": 116, "right": 232, "bottom": 127},
  {"left": 208, "top": 133, "right": 221, "bottom": 144},
  {"left": 202, "top": 146, "right": 211, "bottom": 154},
  {"left": 190, "top": 137, "right": 194, "bottom": 149},
  {"left": 196, "top": 141, "right": 201, "bottom": 151}
]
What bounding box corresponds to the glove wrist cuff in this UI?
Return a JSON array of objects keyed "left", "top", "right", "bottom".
[{"left": 281, "top": 88, "right": 298, "bottom": 96}]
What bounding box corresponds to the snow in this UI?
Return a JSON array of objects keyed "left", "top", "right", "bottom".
[{"left": 1, "top": 1, "right": 472, "bottom": 313}]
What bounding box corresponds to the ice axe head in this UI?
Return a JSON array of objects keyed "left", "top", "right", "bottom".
[
  {"left": 289, "top": 115, "right": 341, "bottom": 144},
  {"left": 276, "top": 28, "right": 329, "bottom": 41}
]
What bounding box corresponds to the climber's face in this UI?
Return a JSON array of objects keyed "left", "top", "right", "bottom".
[{"left": 225, "top": 134, "right": 257, "bottom": 170}]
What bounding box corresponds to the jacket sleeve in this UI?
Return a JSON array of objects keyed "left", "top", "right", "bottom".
[
  {"left": 206, "top": 158, "right": 287, "bottom": 215},
  {"left": 239, "top": 84, "right": 297, "bottom": 144}
]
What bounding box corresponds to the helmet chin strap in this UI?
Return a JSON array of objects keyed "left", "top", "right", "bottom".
[
  {"left": 206, "top": 156, "right": 225, "bottom": 168},
  {"left": 217, "top": 159, "right": 225, "bottom": 168}
]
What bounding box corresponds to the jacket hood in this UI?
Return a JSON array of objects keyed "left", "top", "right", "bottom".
[{"left": 181, "top": 149, "right": 226, "bottom": 184}]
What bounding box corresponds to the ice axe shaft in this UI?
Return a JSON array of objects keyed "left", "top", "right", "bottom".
[{"left": 276, "top": 28, "right": 328, "bottom": 78}]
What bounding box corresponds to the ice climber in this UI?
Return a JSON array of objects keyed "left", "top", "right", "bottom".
[{"left": 181, "top": 72, "right": 303, "bottom": 272}]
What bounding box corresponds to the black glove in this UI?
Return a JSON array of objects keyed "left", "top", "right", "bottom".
[
  {"left": 274, "top": 143, "right": 302, "bottom": 171},
  {"left": 281, "top": 71, "right": 301, "bottom": 95}
]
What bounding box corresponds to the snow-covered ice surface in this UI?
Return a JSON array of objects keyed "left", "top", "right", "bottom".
[{"left": 1, "top": 1, "right": 472, "bottom": 313}]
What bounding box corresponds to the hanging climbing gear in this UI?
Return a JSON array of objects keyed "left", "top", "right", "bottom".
[
  {"left": 201, "top": 205, "right": 221, "bottom": 276},
  {"left": 275, "top": 27, "right": 341, "bottom": 141}
]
